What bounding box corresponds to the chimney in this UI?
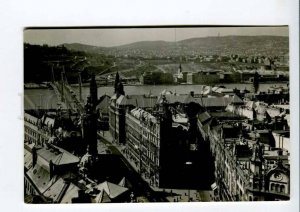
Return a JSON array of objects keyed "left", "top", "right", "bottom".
[
  {"left": 49, "top": 160, "right": 54, "bottom": 179},
  {"left": 32, "top": 147, "right": 37, "bottom": 168}
]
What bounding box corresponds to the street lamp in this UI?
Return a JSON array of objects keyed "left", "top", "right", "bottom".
[{"left": 185, "top": 161, "right": 193, "bottom": 202}]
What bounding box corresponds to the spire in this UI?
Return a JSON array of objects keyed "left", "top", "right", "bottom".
[
  {"left": 117, "top": 81, "right": 125, "bottom": 96},
  {"left": 251, "top": 140, "right": 264, "bottom": 162}
]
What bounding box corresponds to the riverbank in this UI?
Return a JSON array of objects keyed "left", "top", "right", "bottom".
[{"left": 69, "top": 81, "right": 289, "bottom": 88}]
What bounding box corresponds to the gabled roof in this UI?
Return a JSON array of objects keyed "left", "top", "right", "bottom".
[
  {"left": 231, "top": 95, "right": 243, "bottom": 104},
  {"left": 95, "top": 181, "right": 128, "bottom": 199},
  {"left": 266, "top": 107, "right": 281, "bottom": 117},
  {"left": 60, "top": 183, "right": 80, "bottom": 203},
  {"left": 96, "top": 95, "right": 111, "bottom": 113},
  {"left": 118, "top": 177, "right": 126, "bottom": 187},
  {"left": 183, "top": 94, "right": 198, "bottom": 104},
  {"left": 95, "top": 190, "right": 112, "bottom": 203}
]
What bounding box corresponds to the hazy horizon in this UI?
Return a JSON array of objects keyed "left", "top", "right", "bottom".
[{"left": 24, "top": 26, "right": 288, "bottom": 48}]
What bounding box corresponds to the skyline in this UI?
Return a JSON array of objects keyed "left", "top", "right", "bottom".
[{"left": 24, "top": 26, "right": 288, "bottom": 48}]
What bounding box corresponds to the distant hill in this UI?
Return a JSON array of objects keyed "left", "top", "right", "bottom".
[
  {"left": 178, "top": 36, "right": 288, "bottom": 55},
  {"left": 63, "top": 35, "right": 289, "bottom": 56},
  {"left": 63, "top": 43, "right": 108, "bottom": 54}
]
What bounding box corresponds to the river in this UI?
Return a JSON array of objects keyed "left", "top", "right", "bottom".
[{"left": 24, "top": 83, "right": 288, "bottom": 110}]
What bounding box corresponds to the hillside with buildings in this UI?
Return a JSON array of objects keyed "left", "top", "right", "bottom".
[{"left": 63, "top": 36, "right": 289, "bottom": 57}]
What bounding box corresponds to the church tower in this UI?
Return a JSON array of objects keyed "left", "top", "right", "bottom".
[
  {"left": 177, "top": 64, "right": 183, "bottom": 80},
  {"left": 114, "top": 72, "right": 120, "bottom": 93},
  {"left": 249, "top": 140, "right": 264, "bottom": 192},
  {"left": 81, "top": 76, "right": 98, "bottom": 156},
  {"left": 90, "top": 73, "right": 98, "bottom": 108},
  {"left": 114, "top": 72, "right": 125, "bottom": 96}
]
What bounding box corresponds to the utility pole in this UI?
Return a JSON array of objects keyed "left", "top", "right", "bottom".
[{"left": 78, "top": 72, "right": 82, "bottom": 102}]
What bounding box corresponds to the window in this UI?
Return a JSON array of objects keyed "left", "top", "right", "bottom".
[
  {"left": 280, "top": 185, "right": 285, "bottom": 193},
  {"left": 271, "top": 183, "right": 275, "bottom": 191},
  {"left": 275, "top": 184, "right": 279, "bottom": 192}
]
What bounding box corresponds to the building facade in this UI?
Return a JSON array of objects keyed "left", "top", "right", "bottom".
[
  {"left": 125, "top": 108, "right": 160, "bottom": 187},
  {"left": 199, "top": 114, "right": 290, "bottom": 201}
]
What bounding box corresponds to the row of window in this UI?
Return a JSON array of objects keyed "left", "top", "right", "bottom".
[
  {"left": 24, "top": 178, "right": 35, "bottom": 195},
  {"left": 25, "top": 126, "right": 38, "bottom": 138},
  {"left": 270, "top": 183, "right": 286, "bottom": 193},
  {"left": 127, "top": 133, "right": 159, "bottom": 166}
]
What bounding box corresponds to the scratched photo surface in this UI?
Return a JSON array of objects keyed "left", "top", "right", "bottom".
[{"left": 24, "top": 26, "right": 290, "bottom": 203}]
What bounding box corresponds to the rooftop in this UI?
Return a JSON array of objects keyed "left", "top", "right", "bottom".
[
  {"left": 130, "top": 108, "right": 157, "bottom": 123},
  {"left": 37, "top": 145, "right": 80, "bottom": 166}
]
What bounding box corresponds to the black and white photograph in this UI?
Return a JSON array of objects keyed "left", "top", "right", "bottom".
[{"left": 23, "top": 26, "right": 291, "bottom": 203}]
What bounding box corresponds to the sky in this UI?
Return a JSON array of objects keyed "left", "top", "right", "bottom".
[{"left": 24, "top": 26, "right": 288, "bottom": 47}]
